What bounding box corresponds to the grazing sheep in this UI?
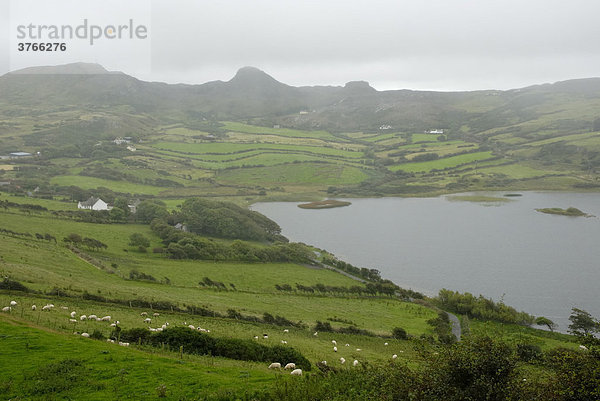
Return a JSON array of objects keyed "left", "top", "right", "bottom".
[
  {"left": 101, "top": 316, "right": 111, "bottom": 322},
  {"left": 331, "top": 340, "right": 337, "bottom": 345},
  {"left": 161, "top": 324, "right": 167, "bottom": 330},
  {"left": 156, "top": 327, "right": 163, "bottom": 332},
  {"left": 61, "top": 306, "right": 68, "bottom": 310},
  {"left": 144, "top": 318, "right": 151, "bottom": 323},
  {"left": 313, "top": 331, "right": 318, "bottom": 336},
  {"left": 345, "top": 343, "right": 350, "bottom": 347},
  {"left": 88, "top": 314, "right": 97, "bottom": 320},
  {"left": 580, "top": 345, "right": 589, "bottom": 351},
  {"left": 140, "top": 312, "right": 148, "bottom": 316},
  {"left": 47, "top": 304, "right": 54, "bottom": 308},
  {"left": 42, "top": 305, "right": 52, "bottom": 311},
  {"left": 69, "top": 319, "right": 77, "bottom": 323},
  {"left": 31, "top": 305, "right": 36, "bottom": 311},
  {"left": 268, "top": 363, "right": 281, "bottom": 369},
  {"left": 118, "top": 342, "right": 130, "bottom": 347},
  {"left": 283, "top": 329, "right": 289, "bottom": 333},
  {"left": 321, "top": 360, "right": 327, "bottom": 365},
  {"left": 355, "top": 348, "right": 362, "bottom": 352},
  {"left": 81, "top": 332, "right": 90, "bottom": 338},
  {"left": 149, "top": 328, "right": 157, "bottom": 332},
  {"left": 80, "top": 315, "right": 87, "bottom": 321},
  {"left": 284, "top": 363, "right": 296, "bottom": 370},
  {"left": 153, "top": 312, "right": 160, "bottom": 317},
  {"left": 70, "top": 311, "right": 76, "bottom": 318},
  {"left": 340, "top": 357, "right": 346, "bottom": 364},
  {"left": 198, "top": 328, "right": 209, "bottom": 333},
  {"left": 2, "top": 306, "right": 11, "bottom": 312},
  {"left": 290, "top": 369, "right": 302, "bottom": 376},
  {"left": 110, "top": 323, "right": 117, "bottom": 327},
  {"left": 253, "top": 336, "right": 259, "bottom": 340},
  {"left": 107, "top": 339, "right": 115, "bottom": 343},
  {"left": 10, "top": 301, "right": 17, "bottom": 306},
  {"left": 384, "top": 342, "right": 389, "bottom": 346},
  {"left": 281, "top": 340, "right": 288, "bottom": 344},
  {"left": 263, "top": 334, "right": 268, "bottom": 339},
  {"left": 353, "top": 360, "right": 359, "bottom": 367},
  {"left": 333, "top": 346, "right": 337, "bottom": 352},
  {"left": 392, "top": 354, "right": 398, "bottom": 359},
  {"left": 188, "top": 325, "right": 195, "bottom": 330}
]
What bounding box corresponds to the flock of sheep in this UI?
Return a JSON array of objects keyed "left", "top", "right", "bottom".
[{"left": 2, "top": 299, "right": 404, "bottom": 374}]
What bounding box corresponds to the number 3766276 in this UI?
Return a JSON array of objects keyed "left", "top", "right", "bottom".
[{"left": 17, "top": 43, "right": 67, "bottom": 51}]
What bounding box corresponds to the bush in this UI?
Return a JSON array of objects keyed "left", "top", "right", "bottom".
[
  {"left": 123, "top": 327, "right": 311, "bottom": 370},
  {"left": 516, "top": 343, "right": 543, "bottom": 362},
  {"left": 392, "top": 327, "right": 408, "bottom": 340}
]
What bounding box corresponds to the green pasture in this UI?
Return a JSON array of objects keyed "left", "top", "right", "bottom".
[
  {"left": 0, "top": 316, "right": 274, "bottom": 400},
  {"left": 0, "top": 192, "right": 79, "bottom": 211},
  {"left": 50, "top": 175, "right": 166, "bottom": 196},
  {"left": 217, "top": 162, "right": 370, "bottom": 186},
  {"left": 151, "top": 141, "right": 364, "bottom": 159},
  {"left": 391, "top": 151, "right": 495, "bottom": 173},
  {"left": 221, "top": 121, "right": 343, "bottom": 141}
]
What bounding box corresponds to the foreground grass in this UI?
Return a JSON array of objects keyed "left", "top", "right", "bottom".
[{"left": 0, "top": 316, "right": 274, "bottom": 400}]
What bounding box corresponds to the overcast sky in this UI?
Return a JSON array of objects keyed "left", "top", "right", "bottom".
[{"left": 2, "top": 0, "right": 600, "bottom": 91}]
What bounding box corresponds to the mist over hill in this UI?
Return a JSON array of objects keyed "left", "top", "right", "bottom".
[{"left": 2, "top": 62, "right": 600, "bottom": 134}]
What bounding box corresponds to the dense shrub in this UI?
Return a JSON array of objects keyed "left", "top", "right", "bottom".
[
  {"left": 120, "top": 327, "right": 311, "bottom": 370},
  {"left": 0, "top": 277, "right": 30, "bottom": 292}
]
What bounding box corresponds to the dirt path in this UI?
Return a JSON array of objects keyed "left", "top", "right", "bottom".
[{"left": 447, "top": 311, "right": 462, "bottom": 341}]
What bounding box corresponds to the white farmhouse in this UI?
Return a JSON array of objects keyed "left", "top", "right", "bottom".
[{"left": 77, "top": 197, "right": 110, "bottom": 211}]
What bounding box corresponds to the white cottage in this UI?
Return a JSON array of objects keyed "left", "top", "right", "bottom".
[{"left": 78, "top": 197, "right": 109, "bottom": 211}]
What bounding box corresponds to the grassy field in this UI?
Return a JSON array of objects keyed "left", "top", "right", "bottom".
[{"left": 391, "top": 151, "right": 495, "bottom": 172}]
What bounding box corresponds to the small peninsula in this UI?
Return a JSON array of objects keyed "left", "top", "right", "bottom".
[
  {"left": 298, "top": 200, "right": 351, "bottom": 209},
  {"left": 535, "top": 207, "right": 592, "bottom": 217}
]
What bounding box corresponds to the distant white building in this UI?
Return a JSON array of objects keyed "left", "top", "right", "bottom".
[
  {"left": 78, "top": 197, "right": 110, "bottom": 211},
  {"left": 9, "top": 152, "right": 32, "bottom": 158},
  {"left": 379, "top": 125, "right": 393, "bottom": 130},
  {"left": 113, "top": 137, "right": 131, "bottom": 145},
  {"left": 427, "top": 129, "right": 445, "bottom": 134}
]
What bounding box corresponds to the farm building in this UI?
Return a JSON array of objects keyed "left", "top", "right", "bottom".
[{"left": 77, "top": 197, "right": 110, "bottom": 211}]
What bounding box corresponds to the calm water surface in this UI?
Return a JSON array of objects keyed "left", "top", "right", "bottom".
[{"left": 252, "top": 192, "right": 600, "bottom": 332}]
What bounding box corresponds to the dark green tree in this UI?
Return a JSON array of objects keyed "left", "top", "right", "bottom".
[
  {"left": 129, "top": 233, "right": 150, "bottom": 252},
  {"left": 568, "top": 308, "right": 600, "bottom": 336},
  {"left": 535, "top": 316, "right": 557, "bottom": 332}
]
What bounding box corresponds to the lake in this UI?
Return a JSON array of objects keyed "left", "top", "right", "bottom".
[{"left": 252, "top": 192, "right": 600, "bottom": 332}]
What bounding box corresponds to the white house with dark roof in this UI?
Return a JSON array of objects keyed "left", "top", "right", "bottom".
[{"left": 77, "top": 197, "right": 109, "bottom": 211}]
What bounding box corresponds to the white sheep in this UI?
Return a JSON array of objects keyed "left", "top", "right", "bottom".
[
  {"left": 321, "top": 360, "right": 327, "bottom": 365},
  {"left": 356, "top": 348, "right": 362, "bottom": 352},
  {"left": 81, "top": 332, "right": 90, "bottom": 338},
  {"left": 110, "top": 323, "right": 117, "bottom": 327},
  {"left": 88, "top": 314, "right": 97, "bottom": 320},
  {"left": 70, "top": 311, "right": 76, "bottom": 318},
  {"left": 161, "top": 324, "right": 167, "bottom": 330},
  {"left": 10, "top": 301, "right": 17, "bottom": 306},
  {"left": 580, "top": 345, "right": 589, "bottom": 351},
  {"left": 353, "top": 360, "right": 359, "bottom": 367},
  {"left": 188, "top": 325, "right": 195, "bottom": 330},
  {"left": 283, "top": 329, "right": 289, "bottom": 333},
  {"left": 331, "top": 340, "right": 337, "bottom": 345},
  {"left": 101, "top": 316, "right": 111, "bottom": 322},
  {"left": 384, "top": 342, "right": 389, "bottom": 346},
  {"left": 333, "top": 346, "right": 337, "bottom": 352},
  {"left": 47, "top": 304, "right": 54, "bottom": 308},
  {"left": 253, "top": 336, "right": 259, "bottom": 340},
  {"left": 340, "top": 357, "right": 346, "bottom": 364},
  {"left": 118, "top": 342, "right": 130, "bottom": 347},
  {"left": 144, "top": 318, "right": 151, "bottom": 323},
  {"left": 263, "top": 334, "right": 268, "bottom": 339},
  {"left": 281, "top": 340, "right": 288, "bottom": 344},
  {"left": 284, "top": 363, "right": 296, "bottom": 370},
  {"left": 345, "top": 343, "right": 350, "bottom": 347},
  {"left": 69, "top": 319, "right": 77, "bottom": 323},
  {"left": 42, "top": 305, "right": 52, "bottom": 311},
  {"left": 80, "top": 315, "right": 87, "bottom": 321},
  {"left": 149, "top": 328, "right": 157, "bottom": 332},
  {"left": 107, "top": 339, "right": 115, "bottom": 343},
  {"left": 61, "top": 306, "right": 68, "bottom": 310},
  {"left": 156, "top": 327, "right": 163, "bottom": 332},
  {"left": 153, "top": 312, "right": 160, "bottom": 317},
  {"left": 392, "top": 354, "right": 398, "bottom": 359},
  {"left": 31, "top": 305, "right": 36, "bottom": 311},
  {"left": 140, "top": 312, "right": 148, "bottom": 316},
  {"left": 313, "top": 331, "right": 318, "bottom": 336},
  {"left": 2, "top": 306, "right": 11, "bottom": 312},
  {"left": 290, "top": 369, "right": 302, "bottom": 376},
  {"left": 268, "top": 362, "right": 281, "bottom": 369}
]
